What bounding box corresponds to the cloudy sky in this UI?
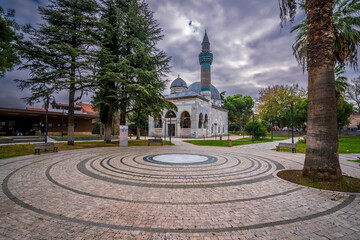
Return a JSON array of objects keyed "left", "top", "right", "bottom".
[{"left": 0, "top": 0, "right": 358, "bottom": 109}]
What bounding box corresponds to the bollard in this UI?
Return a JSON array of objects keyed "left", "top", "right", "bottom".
[{"left": 227, "top": 140, "right": 232, "bottom": 147}]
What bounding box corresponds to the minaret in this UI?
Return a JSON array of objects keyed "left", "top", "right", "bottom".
[{"left": 199, "top": 30, "right": 213, "bottom": 100}]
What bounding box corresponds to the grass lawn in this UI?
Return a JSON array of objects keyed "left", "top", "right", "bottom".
[
  {"left": 54, "top": 135, "right": 109, "bottom": 138},
  {"left": 184, "top": 136, "right": 288, "bottom": 147},
  {"left": 277, "top": 136, "right": 360, "bottom": 154},
  {"left": 0, "top": 140, "right": 172, "bottom": 159},
  {"left": 349, "top": 159, "right": 360, "bottom": 163},
  {"left": 278, "top": 170, "right": 360, "bottom": 193}
]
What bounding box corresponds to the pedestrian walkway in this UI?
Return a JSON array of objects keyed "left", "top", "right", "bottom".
[{"left": 0, "top": 138, "right": 359, "bottom": 239}]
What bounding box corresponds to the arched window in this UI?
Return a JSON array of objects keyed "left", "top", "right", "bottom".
[
  {"left": 165, "top": 110, "right": 176, "bottom": 119},
  {"left": 180, "top": 111, "right": 191, "bottom": 128},
  {"left": 198, "top": 113, "right": 203, "bottom": 128},
  {"left": 204, "top": 114, "right": 208, "bottom": 129}
]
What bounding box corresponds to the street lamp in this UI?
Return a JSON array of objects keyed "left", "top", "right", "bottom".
[
  {"left": 227, "top": 118, "right": 230, "bottom": 141},
  {"left": 61, "top": 108, "right": 65, "bottom": 137},
  {"left": 252, "top": 110, "right": 255, "bottom": 143},
  {"left": 214, "top": 123, "right": 217, "bottom": 140},
  {"left": 44, "top": 95, "right": 55, "bottom": 144},
  {"left": 285, "top": 102, "right": 294, "bottom": 150},
  {"left": 164, "top": 118, "right": 166, "bottom": 141},
  {"left": 167, "top": 111, "right": 176, "bottom": 146}
]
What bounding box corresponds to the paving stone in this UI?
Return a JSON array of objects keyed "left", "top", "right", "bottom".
[{"left": 0, "top": 141, "right": 359, "bottom": 239}]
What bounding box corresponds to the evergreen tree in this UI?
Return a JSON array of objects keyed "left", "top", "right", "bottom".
[
  {"left": 16, "top": 0, "right": 98, "bottom": 145},
  {"left": 0, "top": 7, "right": 20, "bottom": 77},
  {"left": 94, "top": 0, "right": 171, "bottom": 143}
]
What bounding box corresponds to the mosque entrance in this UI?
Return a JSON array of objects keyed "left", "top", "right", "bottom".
[{"left": 168, "top": 124, "right": 175, "bottom": 137}]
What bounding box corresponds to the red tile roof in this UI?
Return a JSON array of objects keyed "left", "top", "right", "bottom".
[
  {"left": 76, "top": 102, "right": 97, "bottom": 114},
  {"left": 26, "top": 107, "right": 45, "bottom": 112}
]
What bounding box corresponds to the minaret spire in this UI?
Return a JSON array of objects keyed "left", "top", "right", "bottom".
[{"left": 199, "top": 30, "right": 213, "bottom": 100}]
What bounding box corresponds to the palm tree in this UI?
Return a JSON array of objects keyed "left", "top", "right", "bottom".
[
  {"left": 335, "top": 64, "right": 349, "bottom": 94},
  {"left": 291, "top": 0, "right": 360, "bottom": 70},
  {"left": 279, "top": 0, "right": 349, "bottom": 180}
]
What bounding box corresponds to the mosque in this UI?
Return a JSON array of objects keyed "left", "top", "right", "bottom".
[{"left": 148, "top": 31, "right": 228, "bottom": 138}]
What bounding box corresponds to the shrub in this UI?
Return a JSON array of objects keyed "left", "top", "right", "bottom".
[{"left": 244, "top": 120, "right": 267, "bottom": 139}]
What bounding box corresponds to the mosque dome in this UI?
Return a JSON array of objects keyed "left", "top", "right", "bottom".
[
  {"left": 170, "top": 76, "right": 187, "bottom": 88},
  {"left": 188, "top": 82, "right": 220, "bottom": 100},
  {"left": 170, "top": 75, "right": 188, "bottom": 94}
]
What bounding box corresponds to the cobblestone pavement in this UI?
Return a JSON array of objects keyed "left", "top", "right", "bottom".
[{"left": 0, "top": 140, "right": 360, "bottom": 240}]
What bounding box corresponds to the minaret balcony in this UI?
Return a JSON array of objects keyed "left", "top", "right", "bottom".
[{"left": 199, "top": 52, "right": 213, "bottom": 64}]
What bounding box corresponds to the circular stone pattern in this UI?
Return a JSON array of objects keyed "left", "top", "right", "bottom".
[{"left": 144, "top": 153, "right": 217, "bottom": 165}]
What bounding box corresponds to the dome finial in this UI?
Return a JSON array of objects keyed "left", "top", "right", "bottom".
[{"left": 178, "top": 74, "right": 180, "bottom": 78}]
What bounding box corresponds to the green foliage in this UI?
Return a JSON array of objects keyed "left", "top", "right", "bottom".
[
  {"left": 93, "top": 0, "right": 171, "bottom": 126},
  {"left": 223, "top": 94, "right": 254, "bottom": 132},
  {"left": 337, "top": 97, "right": 354, "bottom": 127},
  {"left": 261, "top": 120, "right": 272, "bottom": 132},
  {"left": 258, "top": 84, "right": 306, "bottom": 128},
  {"left": 291, "top": 0, "right": 360, "bottom": 69},
  {"left": 16, "top": 0, "right": 98, "bottom": 103},
  {"left": 244, "top": 120, "right": 267, "bottom": 139},
  {"left": 128, "top": 112, "right": 148, "bottom": 134},
  {"left": 335, "top": 65, "right": 349, "bottom": 95},
  {"left": 228, "top": 122, "right": 240, "bottom": 132},
  {"left": 293, "top": 98, "right": 308, "bottom": 128},
  {"left": 291, "top": 97, "right": 354, "bottom": 128},
  {"left": 0, "top": 7, "right": 20, "bottom": 77}
]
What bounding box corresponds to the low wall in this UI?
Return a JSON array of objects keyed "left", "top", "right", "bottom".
[{"left": 52, "top": 135, "right": 118, "bottom": 141}]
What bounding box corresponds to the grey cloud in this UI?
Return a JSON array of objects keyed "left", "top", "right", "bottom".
[{"left": 1, "top": 0, "right": 358, "bottom": 109}]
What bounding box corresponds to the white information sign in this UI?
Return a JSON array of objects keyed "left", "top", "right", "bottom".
[{"left": 119, "top": 125, "right": 128, "bottom": 147}]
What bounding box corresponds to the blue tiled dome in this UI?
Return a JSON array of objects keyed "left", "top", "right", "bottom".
[
  {"left": 170, "top": 77, "right": 187, "bottom": 88},
  {"left": 188, "top": 82, "right": 220, "bottom": 100}
]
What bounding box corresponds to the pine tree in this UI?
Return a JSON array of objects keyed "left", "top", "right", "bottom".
[
  {"left": 94, "top": 0, "right": 171, "bottom": 143},
  {"left": 16, "top": 0, "right": 98, "bottom": 145},
  {"left": 0, "top": 7, "right": 20, "bottom": 77}
]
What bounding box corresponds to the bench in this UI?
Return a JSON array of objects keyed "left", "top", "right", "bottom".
[
  {"left": 276, "top": 143, "right": 297, "bottom": 153},
  {"left": 148, "top": 138, "right": 163, "bottom": 146},
  {"left": 34, "top": 142, "right": 58, "bottom": 155}
]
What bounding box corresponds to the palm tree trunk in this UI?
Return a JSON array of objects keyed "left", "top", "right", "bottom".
[{"left": 303, "top": 0, "right": 342, "bottom": 181}]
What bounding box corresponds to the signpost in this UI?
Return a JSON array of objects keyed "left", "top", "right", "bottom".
[{"left": 119, "top": 125, "right": 128, "bottom": 147}]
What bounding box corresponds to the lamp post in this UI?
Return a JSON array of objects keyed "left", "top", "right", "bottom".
[
  {"left": 164, "top": 119, "right": 166, "bottom": 141},
  {"left": 291, "top": 102, "right": 294, "bottom": 145},
  {"left": 214, "top": 123, "right": 217, "bottom": 140},
  {"left": 252, "top": 111, "right": 254, "bottom": 143},
  {"left": 45, "top": 96, "right": 49, "bottom": 144},
  {"left": 167, "top": 111, "right": 176, "bottom": 146},
  {"left": 284, "top": 102, "right": 295, "bottom": 151},
  {"left": 44, "top": 95, "right": 55, "bottom": 144},
  {"left": 61, "top": 108, "right": 65, "bottom": 137},
  {"left": 227, "top": 119, "right": 230, "bottom": 141}
]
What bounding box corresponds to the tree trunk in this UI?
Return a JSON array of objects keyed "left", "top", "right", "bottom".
[
  {"left": 67, "top": 82, "right": 75, "bottom": 145},
  {"left": 303, "top": 0, "right": 342, "bottom": 181},
  {"left": 136, "top": 116, "right": 140, "bottom": 140},
  {"left": 104, "top": 110, "right": 112, "bottom": 143}
]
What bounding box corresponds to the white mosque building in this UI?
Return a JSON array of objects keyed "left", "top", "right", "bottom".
[{"left": 148, "top": 31, "right": 228, "bottom": 138}]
